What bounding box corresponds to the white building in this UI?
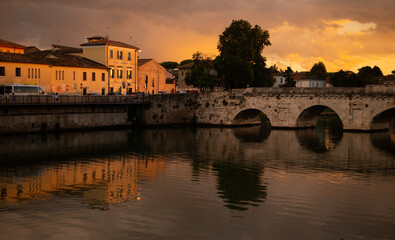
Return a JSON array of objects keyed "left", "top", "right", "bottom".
[
  {"left": 295, "top": 78, "right": 326, "bottom": 87},
  {"left": 273, "top": 74, "right": 286, "bottom": 87}
]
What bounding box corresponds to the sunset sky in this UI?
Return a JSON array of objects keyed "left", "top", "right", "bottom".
[{"left": 1, "top": 0, "right": 394, "bottom": 74}]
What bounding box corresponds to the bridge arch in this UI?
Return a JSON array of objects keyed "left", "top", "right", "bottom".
[
  {"left": 232, "top": 108, "right": 271, "bottom": 126},
  {"left": 296, "top": 105, "right": 344, "bottom": 128},
  {"left": 370, "top": 107, "right": 395, "bottom": 130}
]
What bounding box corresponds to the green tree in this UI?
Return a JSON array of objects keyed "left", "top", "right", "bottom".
[
  {"left": 215, "top": 19, "right": 272, "bottom": 89},
  {"left": 357, "top": 66, "right": 381, "bottom": 86},
  {"left": 309, "top": 61, "right": 327, "bottom": 79},
  {"left": 161, "top": 61, "right": 179, "bottom": 70},
  {"left": 184, "top": 52, "right": 217, "bottom": 91},
  {"left": 372, "top": 66, "right": 383, "bottom": 77},
  {"left": 282, "top": 67, "right": 295, "bottom": 87},
  {"left": 330, "top": 70, "right": 348, "bottom": 87}
]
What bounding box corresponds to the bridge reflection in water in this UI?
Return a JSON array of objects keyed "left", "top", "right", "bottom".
[{"left": 1, "top": 120, "right": 395, "bottom": 239}]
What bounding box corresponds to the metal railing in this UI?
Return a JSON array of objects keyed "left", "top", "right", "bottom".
[{"left": 0, "top": 94, "right": 150, "bottom": 105}]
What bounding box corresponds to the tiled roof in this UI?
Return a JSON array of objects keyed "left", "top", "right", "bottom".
[
  {"left": 138, "top": 58, "right": 153, "bottom": 67},
  {"left": 0, "top": 38, "right": 26, "bottom": 49},
  {"left": 25, "top": 46, "right": 41, "bottom": 54},
  {"left": 379, "top": 75, "right": 395, "bottom": 81},
  {"left": 52, "top": 44, "right": 82, "bottom": 53},
  {"left": 178, "top": 62, "right": 194, "bottom": 69},
  {"left": 0, "top": 52, "right": 108, "bottom": 70},
  {"left": 179, "top": 60, "right": 215, "bottom": 69},
  {"left": 80, "top": 37, "right": 140, "bottom": 50}
]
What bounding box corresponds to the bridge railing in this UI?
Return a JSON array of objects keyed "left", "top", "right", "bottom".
[
  {"left": 0, "top": 94, "right": 150, "bottom": 105},
  {"left": 235, "top": 85, "right": 395, "bottom": 96}
]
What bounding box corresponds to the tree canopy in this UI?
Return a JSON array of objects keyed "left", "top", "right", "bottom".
[
  {"left": 283, "top": 67, "right": 296, "bottom": 87},
  {"left": 329, "top": 66, "right": 383, "bottom": 87},
  {"left": 215, "top": 19, "right": 273, "bottom": 89},
  {"left": 309, "top": 61, "right": 327, "bottom": 79},
  {"left": 184, "top": 52, "right": 217, "bottom": 91},
  {"left": 161, "top": 61, "right": 179, "bottom": 70}
]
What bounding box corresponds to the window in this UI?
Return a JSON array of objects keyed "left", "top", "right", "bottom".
[
  {"left": 118, "top": 69, "right": 123, "bottom": 79},
  {"left": 38, "top": 69, "right": 40, "bottom": 78},
  {"left": 102, "top": 88, "right": 105, "bottom": 95},
  {"left": 62, "top": 71, "right": 64, "bottom": 80},
  {"left": 117, "top": 51, "right": 123, "bottom": 60},
  {"left": 28, "top": 68, "right": 30, "bottom": 78},
  {"left": 73, "top": 71, "right": 75, "bottom": 80},
  {"left": 127, "top": 69, "right": 132, "bottom": 79},
  {"left": 0, "top": 67, "right": 5, "bottom": 76},
  {"left": 110, "top": 68, "right": 114, "bottom": 78},
  {"left": 56, "top": 70, "right": 58, "bottom": 80},
  {"left": 102, "top": 73, "right": 105, "bottom": 81},
  {"left": 92, "top": 72, "right": 96, "bottom": 81},
  {"left": 83, "top": 72, "right": 87, "bottom": 81},
  {"left": 16, "top": 67, "right": 21, "bottom": 77},
  {"left": 35, "top": 69, "right": 37, "bottom": 78},
  {"left": 128, "top": 52, "right": 131, "bottom": 61},
  {"left": 110, "top": 50, "right": 113, "bottom": 59}
]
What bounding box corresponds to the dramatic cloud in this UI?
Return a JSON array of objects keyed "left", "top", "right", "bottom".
[{"left": 1, "top": 0, "right": 394, "bottom": 74}]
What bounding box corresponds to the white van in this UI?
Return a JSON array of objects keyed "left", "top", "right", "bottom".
[{"left": 4, "top": 84, "right": 45, "bottom": 95}]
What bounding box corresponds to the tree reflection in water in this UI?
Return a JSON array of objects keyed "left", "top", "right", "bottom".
[{"left": 213, "top": 162, "right": 266, "bottom": 211}]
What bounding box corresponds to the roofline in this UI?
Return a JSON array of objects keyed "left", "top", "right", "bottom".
[
  {"left": 0, "top": 43, "right": 27, "bottom": 49},
  {"left": 80, "top": 42, "right": 140, "bottom": 50}
]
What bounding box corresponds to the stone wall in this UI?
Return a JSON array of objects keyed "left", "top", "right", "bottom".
[
  {"left": 194, "top": 86, "right": 395, "bottom": 131},
  {"left": 0, "top": 86, "right": 394, "bottom": 133}
]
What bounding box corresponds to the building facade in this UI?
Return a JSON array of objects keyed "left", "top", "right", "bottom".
[
  {"left": 295, "top": 78, "right": 327, "bottom": 87},
  {"left": 80, "top": 36, "right": 139, "bottom": 95},
  {"left": 273, "top": 74, "right": 286, "bottom": 87},
  {"left": 138, "top": 59, "right": 174, "bottom": 94},
  {"left": 0, "top": 52, "right": 109, "bottom": 95}
]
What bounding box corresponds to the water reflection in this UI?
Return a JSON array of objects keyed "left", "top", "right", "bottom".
[
  {"left": 213, "top": 162, "right": 266, "bottom": 211},
  {"left": 232, "top": 122, "right": 271, "bottom": 143},
  {"left": 1, "top": 124, "right": 395, "bottom": 240},
  {"left": 0, "top": 156, "right": 167, "bottom": 210},
  {"left": 0, "top": 121, "right": 394, "bottom": 213},
  {"left": 296, "top": 115, "right": 343, "bottom": 153},
  {"left": 370, "top": 132, "right": 395, "bottom": 156}
]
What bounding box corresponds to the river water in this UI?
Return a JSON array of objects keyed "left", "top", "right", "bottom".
[{"left": 0, "top": 117, "right": 394, "bottom": 240}]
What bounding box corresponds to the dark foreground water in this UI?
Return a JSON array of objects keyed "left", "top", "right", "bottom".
[{"left": 0, "top": 118, "right": 394, "bottom": 240}]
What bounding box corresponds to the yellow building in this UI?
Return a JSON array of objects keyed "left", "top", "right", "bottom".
[
  {"left": 0, "top": 38, "right": 26, "bottom": 54},
  {"left": 80, "top": 36, "right": 139, "bottom": 95},
  {"left": 138, "top": 59, "right": 174, "bottom": 94},
  {"left": 0, "top": 51, "right": 109, "bottom": 95}
]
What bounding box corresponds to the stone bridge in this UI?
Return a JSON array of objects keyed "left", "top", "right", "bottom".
[{"left": 194, "top": 85, "right": 395, "bottom": 131}]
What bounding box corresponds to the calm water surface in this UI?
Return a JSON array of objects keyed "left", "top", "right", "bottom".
[{"left": 0, "top": 118, "right": 394, "bottom": 240}]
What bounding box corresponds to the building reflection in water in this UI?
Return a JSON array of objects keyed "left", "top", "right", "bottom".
[{"left": 0, "top": 130, "right": 166, "bottom": 210}]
